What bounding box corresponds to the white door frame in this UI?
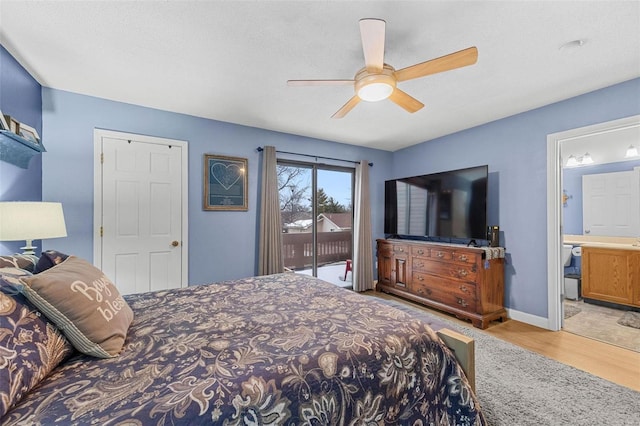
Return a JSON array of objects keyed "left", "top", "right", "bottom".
[
  {"left": 93, "top": 129, "right": 189, "bottom": 288},
  {"left": 546, "top": 114, "right": 640, "bottom": 331}
]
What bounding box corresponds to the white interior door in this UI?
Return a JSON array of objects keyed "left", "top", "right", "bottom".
[
  {"left": 583, "top": 170, "right": 640, "bottom": 237},
  {"left": 95, "top": 130, "right": 187, "bottom": 294}
]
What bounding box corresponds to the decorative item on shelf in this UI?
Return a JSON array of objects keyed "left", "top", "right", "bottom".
[
  {"left": 17, "top": 122, "right": 40, "bottom": 145},
  {"left": 562, "top": 189, "right": 573, "bottom": 207},
  {"left": 0, "top": 202, "right": 67, "bottom": 255},
  {"left": 0, "top": 112, "right": 9, "bottom": 131},
  {"left": 2, "top": 113, "right": 20, "bottom": 133},
  {"left": 0, "top": 110, "right": 46, "bottom": 168},
  {"left": 203, "top": 154, "right": 248, "bottom": 211}
]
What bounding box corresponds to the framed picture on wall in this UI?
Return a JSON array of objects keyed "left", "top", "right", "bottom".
[{"left": 203, "top": 154, "right": 248, "bottom": 211}]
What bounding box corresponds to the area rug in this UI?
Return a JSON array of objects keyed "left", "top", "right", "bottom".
[
  {"left": 371, "top": 296, "right": 640, "bottom": 426},
  {"left": 618, "top": 311, "right": 640, "bottom": 329},
  {"left": 564, "top": 304, "right": 582, "bottom": 319}
]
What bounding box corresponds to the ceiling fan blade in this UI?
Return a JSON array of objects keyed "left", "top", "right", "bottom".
[
  {"left": 287, "top": 80, "right": 354, "bottom": 86},
  {"left": 331, "top": 96, "right": 361, "bottom": 119},
  {"left": 389, "top": 88, "right": 424, "bottom": 113},
  {"left": 395, "top": 47, "right": 478, "bottom": 82},
  {"left": 359, "top": 18, "right": 385, "bottom": 73}
]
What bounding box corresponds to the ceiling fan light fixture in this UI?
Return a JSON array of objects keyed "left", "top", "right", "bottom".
[
  {"left": 354, "top": 66, "right": 396, "bottom": 102},
  {"left": 357, "top": 82, "right": 394, "bottom": 102}
]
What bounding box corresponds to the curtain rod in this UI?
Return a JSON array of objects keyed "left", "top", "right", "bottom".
[{"left": 256, "top": 147, "right": 373, "bottom": 167}]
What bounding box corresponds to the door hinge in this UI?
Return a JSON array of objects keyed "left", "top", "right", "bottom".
[
  {"left": 101, "top": 153, "right": 104, "bottom": 164},
  {"left": 100, "top": 226, "right": 103, "bottom": 237}
]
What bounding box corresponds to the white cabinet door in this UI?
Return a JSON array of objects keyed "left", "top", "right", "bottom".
[{"left": 583, "top": 169, "right": 639, "bottom": 237}]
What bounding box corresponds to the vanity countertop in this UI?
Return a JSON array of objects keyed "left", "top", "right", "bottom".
[{"left": 564, "top": 235, "right": 640, "bottom": 251}]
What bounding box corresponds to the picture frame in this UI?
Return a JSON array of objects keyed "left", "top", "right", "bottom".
[
  {"left": 203, "top": 154, "right": 248, "bottom": 211},
  {"left": 0, "top": 110, "right": 9, "bottom": 131},
  {"left": 3, "top": 114, "right": 20, "bottom": 134},
  {"left": 17, "top": 122, "right": 40, "bottom": 145}
]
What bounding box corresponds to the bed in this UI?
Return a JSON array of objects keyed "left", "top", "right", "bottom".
[{"left": 1, "top": 252, "right": 484, "bottom": 425}]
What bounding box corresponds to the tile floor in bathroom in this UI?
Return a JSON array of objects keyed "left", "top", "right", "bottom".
[{"left": 563, "top": 299, "right": 640, "bottom": 352}]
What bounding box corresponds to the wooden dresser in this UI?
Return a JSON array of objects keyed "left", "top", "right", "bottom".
[{"left": 376, "top": 239, "right": 507, "bottom": 329}]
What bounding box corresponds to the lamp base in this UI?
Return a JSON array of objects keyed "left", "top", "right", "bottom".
[{"left": 20, "top": 239, "right": 37, "bottom": 255}]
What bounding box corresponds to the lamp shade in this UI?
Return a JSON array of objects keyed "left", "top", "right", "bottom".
[{"left": 0, "top": 202, "right": 67, "bottom": 242}]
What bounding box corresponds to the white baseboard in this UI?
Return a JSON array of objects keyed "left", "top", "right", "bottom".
[{"left": 506, "top": 308, "right": 551, "bottom": 330}]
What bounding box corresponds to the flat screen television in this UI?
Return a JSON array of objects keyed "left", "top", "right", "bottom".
[{"left": 384, "top": 165, "right": 488, "bottom": 242}]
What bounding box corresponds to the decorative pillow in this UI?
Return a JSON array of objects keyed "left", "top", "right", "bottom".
[
  {"left": 0, "top": 268, "right": 74, "bottom": 418},
  {"left": 0, "top": 254, "right": 39, "bottom": 273},
  {"left": 21, "top": 256, "right": 134, "bottom": 358},
  {"left": 33, "top": 250, "right": 69, "bottom": 274}
]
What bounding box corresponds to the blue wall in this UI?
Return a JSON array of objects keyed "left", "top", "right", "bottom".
[
  {"left": 392, "top": 78, "right": 640, "bottom": 318},
  {"left": 0, "top": 45, "right": 43, "bottom": 254},
  {"left": 563, "top": 159, "right": 640, "bottom": 235},
  {"left": 41, "top": 88, "right": 393, "bottom": 285}
]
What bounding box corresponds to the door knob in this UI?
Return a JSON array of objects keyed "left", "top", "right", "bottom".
[{"left": 171, "top": 240, "right": 180, "bottom": 247}]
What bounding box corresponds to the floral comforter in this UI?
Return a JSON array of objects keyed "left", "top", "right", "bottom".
[{"left": 3, "top": 273, "right": 484, "bottom": 425}]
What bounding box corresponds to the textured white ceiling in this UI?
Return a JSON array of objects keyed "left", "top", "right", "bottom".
[{"left": 1, "top": 1, "right": 639, "bottom": 152}]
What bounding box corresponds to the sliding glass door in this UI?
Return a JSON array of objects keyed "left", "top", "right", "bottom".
[{"left": 278, "top": 161, "right": 354, "bottom": 286}]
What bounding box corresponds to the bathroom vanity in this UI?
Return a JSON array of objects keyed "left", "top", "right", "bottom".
[{"left": 581, "top": 244, "right": 640, "bottom": 309}]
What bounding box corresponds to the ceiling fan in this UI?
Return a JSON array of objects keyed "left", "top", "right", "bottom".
[{"left": 287, "top": 18, "right": 478, "bottom": 119}]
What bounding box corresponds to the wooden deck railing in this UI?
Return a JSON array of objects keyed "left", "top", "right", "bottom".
[{"left": 282, "top": 231, "right": 352, "bottom": 270}]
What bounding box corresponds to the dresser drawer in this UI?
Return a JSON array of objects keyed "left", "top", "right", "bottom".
[
  {"left": 411, "top": 246, "right": 430, "bottom": 257},
  {"left": 392, "top": 244, "right": 409, "bottom": 255},
  {"left": 412, "top": 257, "right": 478, "bottom": 282},
  {"left": 412, "top": 273, "right": 477, "bottom": 312},
  {"left": 429, "top": 248, "right": 453, "bottom": 261},
  {"left": 450, "top": 250, "right": 480, "bottom": 265}
]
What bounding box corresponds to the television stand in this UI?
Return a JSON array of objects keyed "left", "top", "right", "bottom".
[{"left": 376, "top": 239, "right": 507, "bottom": 329}]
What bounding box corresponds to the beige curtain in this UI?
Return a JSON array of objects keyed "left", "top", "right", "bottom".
[
  {"left": 258, "top": 146, "right": 284, "bottom": 275},
  {"left": 352, "top": 160, "right": 374, "bottom": 292}
]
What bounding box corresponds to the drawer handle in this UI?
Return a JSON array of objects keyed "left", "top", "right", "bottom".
[
  {"left": 458, "top": 269, "right": 468, "bottom": 277},
  {"left": 459, "top": 285, "right": 470, "bottom": 294},
  {"left": 456, "top": 297, "right": 468, "bottom": 307},
  {"left": 417, "top": 249, "right": 424, "bottom": 255},
  {"left": 398, "top": 248, "right": 404, "bottom": 252},
  {"left": 458, "top": 254, "right": 468, "bottom": 262},
  {"left": 436, "top": 251, "right": 444, "bottom": 258},
  {"left": 415, "top": 261, "right": 424, "bottom": 268},
  {"left": 418, "top": 275, "right": 424, "bottom": 281},
  {"left": 418, "top": 288, "right": 432, "bottom": 295}
]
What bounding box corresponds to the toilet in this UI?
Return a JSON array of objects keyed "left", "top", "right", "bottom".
[
  {"left": 563, "top": 244, "right": 582, "bottom": 300},
  {"left": 562, "top": 244, "right": 573, "bottom": 266}
]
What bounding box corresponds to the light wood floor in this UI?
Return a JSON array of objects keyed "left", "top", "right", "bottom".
[{"left": 366, "top": 291, "right": 640, "bottom": 392}]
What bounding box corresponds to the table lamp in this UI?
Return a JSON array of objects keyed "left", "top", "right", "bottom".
[{"left": 0, "top": 202, "right": 67, "bottom": 255}]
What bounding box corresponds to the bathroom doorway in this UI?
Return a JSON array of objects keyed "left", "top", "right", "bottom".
[{"left": 548, "top": 115, "right": 640, "bottom": 352}]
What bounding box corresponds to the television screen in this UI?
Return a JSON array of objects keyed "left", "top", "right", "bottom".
[{"left": 384, "top": 165, "right": 488, "bottom": 241}]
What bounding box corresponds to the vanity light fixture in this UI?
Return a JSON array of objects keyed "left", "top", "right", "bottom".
[
  {"left": 625, "top": 145, "right": 639, "bottom": 158},
  {"left": 565, "top": 152, "right": 594, "bottom": 167},
  {"left": 565, "top": 155, "right": 579, "bottom": 167}
]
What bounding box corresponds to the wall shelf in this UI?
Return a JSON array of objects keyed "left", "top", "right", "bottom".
[{"left": 0, "top": 129, "right": 45, "bottom": 169}]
